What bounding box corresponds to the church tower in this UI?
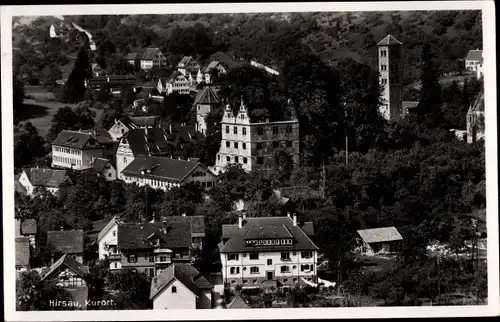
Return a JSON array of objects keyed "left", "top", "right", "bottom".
[{"left": 377, "top": 34, "right": 403, "bottom": 121}]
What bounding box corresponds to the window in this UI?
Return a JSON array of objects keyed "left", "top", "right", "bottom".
[
  {"left": 256, "top": 143, "right": 263, "bottom": 150},
  {"left": 226, "top": 141, "right": 230, "bottom": 148},
  {"left": 218, "top": 155, "right": 220, "bottom": 161},
  {"left": 114, "top": 263, "right": 118, "bottom": 268},
  {"left": 234, "top": 126, "right": 238, "bottom": 134},
  {"left": 242, "top": 143, "right": 246, "bottom": 150},
  {"left": 301, "top": 251, "right": 312, "bottom": 259},
  {"left": 172, "top": 286, "right": 177, "bottom": 293},
  {"left": 250, "top": 266, "right": 259, "bottom": 274},
  {"left": 112, "top": 230, "right": 116, "bottom": 237},
  {"left": 267, "top": 259, "right": 272, "bottom": 265},
  {"left": 273, "top": 126, "right": 279, "bottom": 134},
  {"left": 257, "top": 127, "right": 264, "bottom": 135},
  {"left": 242, "top": 127, "right": 247, "bottom": 135},
  {"left": 281, "top": 252, "right": 290, "bottom": 261},
  {"left": 228, "top": 254, "right": 239, "bottom": 261},
  {"left": 226, "top": 156, "right": 230, "bottom": 162},
  {"left": 301, "top": 264, "right": 313, "bottom": 272},
  {"left": 249, "top": 253, "right": 259, "bottom": 260},
  {"left": 243, "top": 279, "right": 248, "bottom": 284},
  {"left": 149, "top": 254, "right": 155, "bottom": 262},
  {"left": 230, "top": 267, "right": 240, "bottom": 274},
  {"left": 287, "top": 141, "right": 293, "bottom": 147},
  {"left": 280, "top": 265, "right": 290, "bottom": 272},
  {"left": 235, "top": 156, "right": 239, "bottom": 163},
  {"left": 284, "top": 279, "right": 288, "bottom": 283},
  {"left": 243, "top": 157, "right": 248, "bottom": 164},
  {"left": 128, "top": 254, "right": 137, "bottom": 263},
  {"left": 160, "top": 256, "right": 167, "bottom": 262},
  {"left": 381, "top": 64, "right": 387, "bottom": 71},
  {"left": 273, "top": 141, "right": 279, "bottom": 148},
  {"left": 257, "top": 157, "right": 264, "bottom": 165},
  {"left": 226, "top": 126, "right": 229, "bottom": 134},
  {"left": 234, "top": 142, "right": 238, "bottom": 149}
]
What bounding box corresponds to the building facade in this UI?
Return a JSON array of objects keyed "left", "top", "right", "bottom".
[
  {"left": 465, "top": 49, "right": 483, "bottom": 71},
  {"left": 139, "top": 47, "right": 167, "bottom": 70},
  {"left": 377, "top": 34, "right": 403, "bottom": 122},
  {"left": 18, "top": 167, "right": 69, "bottom": 196},
  {"left": 51, "top": 131, "right": 104, "bottom": 170},
  {"left": 215, "top": 100, "right": 300, "bottom": 173},
  {"left": 158, "top": 71, "right": 191, "bottom": 95},
  {"left": 194, "top": 86, "right": 220, "bottom": 135},
  {"left": 466, "top": 89, "right": 485, "bottom": 143},
  {"left": 177, "top": 56, "right": 201, "bottom": 77},
  {"left": 219, "top": 214, "right": 318, "bottom": 288}
]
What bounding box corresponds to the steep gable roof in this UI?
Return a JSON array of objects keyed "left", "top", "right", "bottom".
[
  {"left": 227, "top": 294, "right": 251, "bottom": 309},
  {"left": 220, "top": 216, "right": 319, "bottom": 253},
  {"left": 179, "top": 56, "right": 193, "bottom": 66},
  {"left": 141, "top": 47, "right": 162, "bottom": 61},
  {"left": 97, "top": 216, "right": 119, "bottom": 241},
  {"left": 51, "top": 130, "right": 101, "bottom": 149},
  {"left": 357, "top": 227, "right": 403, "bottom": 244},
  {"left": 150, "top": 263, "right": 213, "bottom": 299},
  {"left": 122, "top": 155, "right": 204, "bottom": 183},
  {"left": 202, "top": 61, "right": 222, "bottom": 73},
  {"left": 121, "top": 128, "right": 169, "bottom": 156},
  {"left": 47, "top": 229, "right": 84, "bottom": 254},
  {"left": 42, "top": 254, "right": 89, "bottom": 281},
  {"left": 194, "top": 86, "right": 220, "bottom": 105},
  {"left": 16, "top": 237, "right": 30, "bottom": 267},
  {"left": 117, "top": 221, "right": 191, "bottom": 250},
  {"left": 90, "top": 157, "right": 112, "bottom": 173},
  {"left": 465, "top": 49, "right": 483, "bottom": 61},
  {"left": 24, "top": 167, "right": 68, "bottom": 188},
  {"left": 126, "top": 52, "right": 140, "bottom": 60},
  {"left": 377, "top": 34, "right": 403, "bottom": 46}
]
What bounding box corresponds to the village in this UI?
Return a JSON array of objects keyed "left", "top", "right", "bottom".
[{"left": 13, "top": 12, "right": 487, "bottom": 310}]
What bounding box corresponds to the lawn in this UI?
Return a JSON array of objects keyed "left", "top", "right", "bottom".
[{"left": 19, "top": 86, "right": 103, "bottom": 139}]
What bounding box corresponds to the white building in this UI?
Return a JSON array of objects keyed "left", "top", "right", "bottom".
[
  {"left": 90, "top": 157, "right": 117, "bottom": 181},
  {"left": 150, "top": 263, "right": 213, "bottom": 310},
  {"left": 177, "top": 56, "right": 201, "bottom": 77},
  {"left": 377, "top": 34, "right": 403, "bottom": 121},
  {"left": 18, "top": 167, "right": 70, "bottom": 196},
  {"left": 158, "top": 71, "right": 191, "bottom": 95},
  {"left": 464, "top": 49, "right": 483, "bottom": 72},
  {"left": 202, "top": 61, "right": 227, "bottom": 84},
  {"left": 108, "top": 116, "right": 159, "bottom": 142},
  {"left": 138, "top": 47, "right": 167, "bottom": 70},
  {"left": 476, "top": 58, "right": 484, "bottom": 79},
  {"left": 219, "top": 214, "right": 318, "bottom": 288},
  {"left": 121, "top": 155, "right": 218, "bottom": 190},
  {"left": 51, "top": 130, "right": 104, "bottom": 170}
]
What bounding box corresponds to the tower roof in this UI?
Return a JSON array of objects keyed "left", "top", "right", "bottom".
[{"left": 377, "top": 34, "right": 402, "bottom": 46}]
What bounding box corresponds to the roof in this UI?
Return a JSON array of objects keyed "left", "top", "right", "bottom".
[
  {"left": 227, "top": 294, "right": 251, "bottom": 309},
  {"left": 16, "top": 237, "right": 30, "bottom": 267},
  {"left": 117, "top": 221, "right": 191, "bottom": 250},
  {"left": 51, "top": 130, "right": 101, "bottom": 149},
  {"left": 178, "top": 56, "right": 193, "bottom": 66},
  {"left": 141, "top": 47, "right": 162, "bottom": 61},
  {"left": 465, "top": 49, "right": 483, "bottom": 61},
  {"left": 357, "top": 227, "right": 403, "bottom": 244},
  {"left": 15, "top": 175, "right": 27, "bottom": 195},
  {"left": 377, "top": 34, "right": 403, "bottom": 46},
  {"left": 91, "top": 158, "right": 112, "bottom": 173},
  {"left": 47, "top": 230, "right": 84, "bottom": 254},
  {"left": 81, "top": 129, "right": 114, "bottom": 145},
  {"left": 97, "top": 216, "right": 119, "bottom": 241},
  {"left": 150, "top": 263, "right": 213, "bottom": 299},
  {"left": 168, "top": 125, "right": 199, "bottom": 142},
  {"left": 165, "top": 70, "right": 187, "bottom": 83},
  {"left": 159, "top": 215, "right": 205, "bottom": 236},
  {"left": 194, "top": 86, "right": 220, "bottom": 105},
  {"left": 220, "top": 216, "right": 319, "bottom": 253},
  {"left": 122, "top": 155, "right": 203, "bottom": 183},
  {"left": 403, "top": 100, "right": 419, "bottom": 110},
  {"left": 126, "top": 52, "right": 140, "bottom": 60},
  {"left": 202, "top": 61, "right": 221, "bottom": 73},
  {"left": 24, "top": 167, "right": 68, "bottom": 188},
  {"left": 42, "top": 254, "right": 89, "bottom": 281},
  {"left": 120, "top": 116, "right": 159, "bottom": 129},
  {"left": 21, "top": 219, "right": 37, "bottom": 235},
  {"left": 121, "top": 128, "right": 169, "bottom": 156},
  {"left": 470, "top": 89, "right": 484, "bottom": 112},
  {"left": 208, "top": 51, "right": 243, "bottom": 69}
]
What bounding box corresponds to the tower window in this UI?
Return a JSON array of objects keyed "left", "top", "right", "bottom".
[
  {"left": 234, "top": 142, "right": 238, "bottom": 149},
  {"left": 242, "top": 143, "right": 246, "bottom": 150},
  {"left": 381, "top": 64, "right": 387, "bottom": 71},
  {"left": 226, "top": 141, "right": 230, "bottom": 148},
  {"left": 233, "top": 126, "right": 238, "bottom": 134},
  {"left": 243, "top": 157, "right": 248, "bottom": 164},
  {"left": 226, "top": 126, "right": 229, "bottom": 134},
  {"left": 242, "top": 127, "right": 247, "bottom": 135}
]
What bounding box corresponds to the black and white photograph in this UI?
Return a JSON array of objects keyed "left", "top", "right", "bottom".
[{"left": 2, "top": 1, "right": 498, "bottom": 320}]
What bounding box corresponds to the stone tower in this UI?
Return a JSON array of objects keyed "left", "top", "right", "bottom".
[{"left": 377, "top": 34, "right": 403, "bottom": 121}]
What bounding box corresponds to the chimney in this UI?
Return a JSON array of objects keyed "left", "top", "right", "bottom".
[
  {"left": 293, "top": 214, "right": 297, "bottom": 226},
  {"left": 238, "top": 215, "right": 243, "bottom": 229}
]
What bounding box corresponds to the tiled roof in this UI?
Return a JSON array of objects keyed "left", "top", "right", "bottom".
[
  {"left": 107, "top": 75, "right": 136, "bottom": 86},
  {"left": 403, "top": 100, "right": 419, "bottom": 111},
  {"left": 51, "top": 130, "right": 102, "bottom": 149},
  {"left": 117, "top": 221, "right": 191, "bottom": 250},
  {"left": 122, "top": 155, "right": 202, "bottom": 183},
  {"left": 179, "top": 56, "right": 193, "bottom": 66},
  {"left": 227, "top": 294, "right": 251, "bottom": 309},
  {"left": 42, "top": 254, "right": 89, "bottom": 280},
  {"left": 165, "top": 70, "right": 187, "bottom": 83},
  {"left": 91, "top": 158, "right": 111, "bottom": 173},
  {"left": 124, "top": 116, "right": 159, "bottom": 128},
  {"left": 168, "top": 124, "right": 199, "bottom": 142},
  {"left": 357, "top": 227, "right": 403, "bottom": 244},
  {"left": 21, "top": 219, "right": 37, "bottom": 235},
  {"left": 96, "top": 216, "right": 119, "bottom": 241},
  {"left": 150, "top": 263, "right": 213, "bottom": 299},
  {"left": 122, "top": 128, "right": 169, "bottom": 156},
  {"left": 81, "top": 129, "right": 114, "bottom": 145},
  {"left": 220, "top": 216, "right": 319, "bottom": 253},
  {"left": 15, "top": 174, "right": 27, "bottom": 195},
  {"left": 47, "top": 230, "right": 84, "bottom": 254},
  {"left": 208, "top": 51, "right": 243, "bottom": 69},
  {"left": 194, "top": 86, "right": 220, "bottom": 105},
  {"left": 141, "top": 47, "right": 162, "bottom": 61},
  {"left": 377, "top": 34, "right": 403, "bottom": 46},
  {"left": 159, "top": 215, "right": 205, "bottom": 236},
  {"left": 126, "top": 52, "right": 140, "bottom": 60},
  {"left": 16, "top": 237, "right": 30, "bottom": 267},
  {"left": 202, "top": 61, "right": 220, "bottom": 73},
  {"left": 465, "top": 49, "right": 483, "bottom": 61},
  {"left": 24, "top": 167, "right": 68, "bottom": 188}
]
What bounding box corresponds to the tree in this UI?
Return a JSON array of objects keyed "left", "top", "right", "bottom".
[
  {"left": 14, "top": 122, "right": 47, "bottom": 170},
  {"left": 41, "top": 63, "right": 62, "bottom": 88},
  {"left": 13, "top": 76, "right": 25, "bottom": 124},
  {"left": 47, "top": 106, "right": 95, "bottom": 142},
  {"left": 62, "top": 49, "right": 92, "bottom": 103},
  {"left": 107, "top": 269, "right": 151, "bottom": 309},
  {"left": 109, "top": 56, "right": 134, "bottom": 76},
  {"left": 416, "top": 42, "right": 444, "bottom": 128}
]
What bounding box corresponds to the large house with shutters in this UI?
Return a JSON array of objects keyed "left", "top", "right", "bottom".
[
  {"left": 115, "top": 127, "right": 170, "bottom": 180},
  {"left": 126, "top": 47, "right": 167, "bottom": 70},
  {"left": 121, "top": 155, "right": 218, "bottom": 190},
  {"left": 215, "top": 99, "right": 300, "bottom": 173},
  {"left": 194, "top": 86, "right": 220, "bottom": 135},
  {"left": 157, "top": 71, "right": 191, "bottom": 95},
  {"left": 465, "top": 49, "right": 483, "bottom": 72},
  {"left": 97, "top": 218, "right": 192, "bottom": 277},
  {"left": 219, "top": 214, "right": 318, "bottom": 288},
  {"left": 51, "top": 130, "right": 104, "bottom": 170}
]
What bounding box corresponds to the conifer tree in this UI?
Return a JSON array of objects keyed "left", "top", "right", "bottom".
[{"left": 63, "top": 49, "right": 92, "bottom": 103}]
